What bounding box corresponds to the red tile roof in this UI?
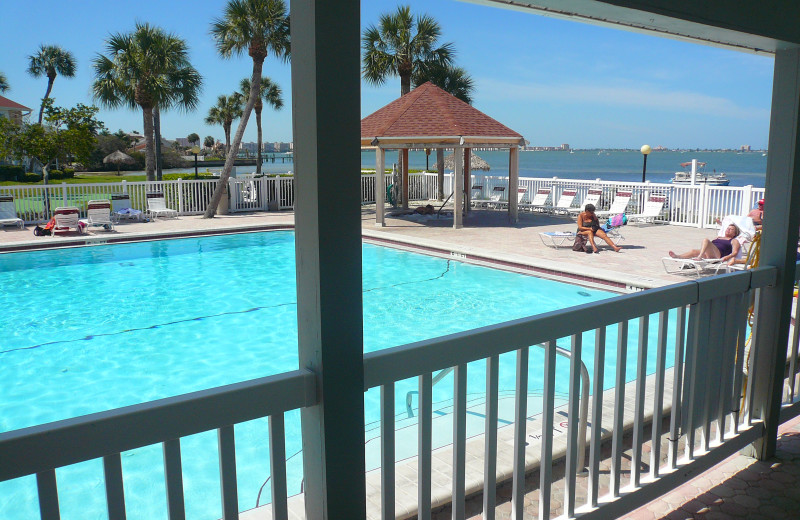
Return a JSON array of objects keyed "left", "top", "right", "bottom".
[
  {"left": 0, "top": 95, "right": 32, "bottom": 112},
  {"left": 361, "top": 82, "right": 522, "bottom": 142}
]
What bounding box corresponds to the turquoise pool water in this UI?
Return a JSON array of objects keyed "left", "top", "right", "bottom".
[{"left": 0, "top": 231, "right": 665, "bottom": 519}]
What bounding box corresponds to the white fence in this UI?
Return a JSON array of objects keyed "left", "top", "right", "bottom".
[{"left": 1, "top": 174, "right": 765, "bottom": 228}]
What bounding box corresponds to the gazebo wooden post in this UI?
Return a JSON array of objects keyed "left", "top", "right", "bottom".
[
  {"left": 375, "top": 147, "right": 385, "bottom": 227},
  {"left": 454, "top": 146, "right": 464, "bottom": 229},
  {"left": 509, "top": 146, "right": 520, "bottom": 222},
  {"left": 463, "top": 148, "right": 471, "bottom": 212},
  {"left": 401, "top": 148, "right": 409, "bottom": 209}
]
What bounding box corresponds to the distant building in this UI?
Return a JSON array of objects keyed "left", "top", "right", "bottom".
[
  {"left": 560, "top": 143, "right": 570, "bottom": 151},
  {"left": 265, "top": 141, "right": 293, "bottom": 153},
  {"left": 741, "top": 145, "right": 751, "bottom": 152},
  {"left": 0, "top": 95, "right": 32, "bottom": 125}
]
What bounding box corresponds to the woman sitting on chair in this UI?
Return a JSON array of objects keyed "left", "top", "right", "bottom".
[
  {"left": 669, "top": 224, "right": 741, "bottom": 262},
  {"left": 577, "top": 204, "right": 622, "bottom": 253}
]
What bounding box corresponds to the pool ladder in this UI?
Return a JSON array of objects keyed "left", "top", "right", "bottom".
[{"left": 404, "top": 343, "right": 590, "bottom": 471}]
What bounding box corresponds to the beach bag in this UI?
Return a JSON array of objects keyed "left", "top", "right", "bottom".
[
  {"left": 608, "top": 213, "right": 627, "bottom": 227},
  {"left": 572, "top": 234, "right": 587, "bottom": 252}
]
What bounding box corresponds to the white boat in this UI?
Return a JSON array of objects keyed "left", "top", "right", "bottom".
[{"left": 671, "top": 161, "right": 730, "bottom": 186}]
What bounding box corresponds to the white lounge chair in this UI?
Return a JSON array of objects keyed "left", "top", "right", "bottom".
[
  {"left": 596, "top": 190, "right": 633, "bottom": 218},
  {"left": 628, "top": 194, "right": 666, "bottom": 224},
  {"left": 520, "top": 187, "right": 551, "bottom": 213},
  {"left": 52, "top": 207, "right": 82, "bottom": 235},
  {"left": 485, "top": 186, "right": 506, "bottom": 209},
  {"left": 661, "top": 215, "right": 756, "bottom": 277},
  {"left": 539, "top": 231, "right": 576, "bottom": 248},
  {"left": 551, "top": 188, "right": 578, "bottom": 216},
  {"left": 111, "top": 194, "right": 143, "bottom": 222},
  {"left": 567, "top": 188, "right": 603, "bottom": 216},
  {"left": 0, "top": 195, "right": 24, "bottom": 229},
  {"left": 470, "top": 184, "right": 489, "bottom": 207},
  {"left": 84, "top": 200, "right": 115, "bottom": 231},
  {"left": 146, "top": 193, "right": 178, "bottom": 219}
]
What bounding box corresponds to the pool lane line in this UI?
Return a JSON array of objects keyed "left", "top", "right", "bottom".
[{"left": 1, "top": 259, "right": 454, "bottom": 356}]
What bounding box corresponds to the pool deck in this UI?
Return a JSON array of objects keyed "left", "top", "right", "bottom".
[{"left": 0, "top": 206, "right": 718, "bottom": 289}]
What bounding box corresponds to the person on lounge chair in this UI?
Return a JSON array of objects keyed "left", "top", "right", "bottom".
[
  {"left": 577, "top": 204, "right": 622, "bottom": 253},
  {"left": 669, "top": 224, "right": 741, "bottom": 262}
]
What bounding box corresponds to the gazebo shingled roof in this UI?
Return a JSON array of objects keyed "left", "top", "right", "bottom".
[
  {"left": 360, "top": 82, "right": 523, "bottom": 147},
  {"left": 362, "top": 82, "right": 524, "bottom": 229}
]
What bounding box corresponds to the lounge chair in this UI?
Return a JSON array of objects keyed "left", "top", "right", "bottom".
[
  {"left": 567, "top": 188, "right": 603, "bottom": 216},
  {"left": 539, "top": 230, "right": 576, "bottom": 248},
  {"left": 551, "top": 188, "right": 578, "bottom": 216},
  {"left": 596, "top": 190, "right": 633, "bottom": 218},
  {"left": 111, "top": 194, "right": 143, "bottom": 222},
  {"left": 146, "top": 193, "right": 178, "bottom": 219},
  {"left": 661, "top": 215, "right": 756, "bottom": 277},
  {"left": 84, "top": 200, "right": 115, "bottom": 231},
  {"left": 52, "top": 207, "right": 82, "bottom": 235},
  {"left": 628, "top": 194, "right": 666, "bottom": 224},
  {"left": 0, "top": 195, "right": 24, "bottom": 229},
  {"left": 484, "top": 186, "right": 506, "bottom": 209},
  {"left": 520, "top": 187, "right": 552, "bottom": 212},
  {"left": 470, "top": 184, "right": 489, "bottom": 208}
]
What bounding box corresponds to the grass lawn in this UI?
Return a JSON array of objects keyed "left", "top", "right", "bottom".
[{"left": 0, "top": 172, "right": 215, "bottom": 186}]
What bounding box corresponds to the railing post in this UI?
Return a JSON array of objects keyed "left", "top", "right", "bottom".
[
  {"left": 62, "top": 182, "right": 68, "bottom": 206},
  {"left": 698, "top": 183, "right": 708, "bottom": 228},
  {"left": 741, "top": 184, "right": 753, "bottom": 215},
  {"left": 177, "top": 178, "right": 184, "bottom": 215},
  {"left": 121, "top": 180, "right": 127, "bottom": 194},
  {"left": 748, "top": 46, "right": 800, "bottom": 460},
  {"left": 291, "top": 1, "right": 366, "bottom": 519}
]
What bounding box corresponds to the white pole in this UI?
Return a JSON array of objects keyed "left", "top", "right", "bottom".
[{"left": 691, "top": 159, "right": 697, "bottom": 186}]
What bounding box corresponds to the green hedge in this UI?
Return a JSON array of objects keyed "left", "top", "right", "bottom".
[
  {"left": 47, "top": 170, "right": 75, "bottom": 180},
  {"left": 22, "top": 173, "right": 43, "bottom": 182},
  {"left": 0, "top": 165, "right": 25, "bottom": 181}
]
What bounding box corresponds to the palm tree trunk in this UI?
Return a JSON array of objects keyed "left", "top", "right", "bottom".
[
  {"left": 142, "top": 107, "right": 156, "bottom": 182},
  {"left": 224, "top": 124, "right": 232, "bottom": 157},
  {"left": 154, "top": 106, "right": 163, "bottom": 181},
  {"left": 38, "top": 76, "right": 56, "bottom": 124},
  {"left": 437, "top": 148, "right": 445, "bottom": 200},
  {"left": 255, "top": 105, "right": 263, "bottom": 175},
  {"left": 204, "top": 60, "right": 263, "bottom": 218},
  {"left": 400, "top": 72, "right": 411, "bottom": 97}
]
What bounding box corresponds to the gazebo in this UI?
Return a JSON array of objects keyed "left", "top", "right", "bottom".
[{"left": 361, "top": 82, "right": 525, "bottom": 229}]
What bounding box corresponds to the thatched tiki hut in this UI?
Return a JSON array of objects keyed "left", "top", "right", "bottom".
[{"left": 361, "top": 82, "right": 524, "bottom": 229}]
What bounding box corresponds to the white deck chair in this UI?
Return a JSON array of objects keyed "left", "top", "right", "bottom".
[
  {"left": 662, "top": 215, "right": 755, "bottom": 276},
  {"left": 0, "top": 195, "right": 24, "bottom": 228},
  {"left": 499, "top": 186, "right": 529, "bottom": 209},
  {"left": 596, "top": 190, "right": 633, "bottom": 218},
  {"left": 551, "top": 188, "right": 578, "bottom": 216},
  {"left": 567, "top": 188, "right": 603, "bottom": 216},
  {"left": 84, "top": 200, "right": 115, "bottom": 231},
  {"left": 628, "top": 194, "right": 666, "bottom": 224},
  {"left": 486, "top": 186, "right": 506, "bottom": 209},
  {"left": 521, "top": 187, "right": 551, "bottom": 212},
  {"left": 539, "top": 231, "right": 576, "bottom": 248},
  {"left": 52, "top": 207, "right": 82, "bottom": 235},
  {"left": 146, "top": 193, "right": 178, "bottom": 219},
  {"left": 111, "top": 194, "right": 143, "bottom": 222},
  {"left": 470, "top": 184, "right": 488, "bottom": 207}
]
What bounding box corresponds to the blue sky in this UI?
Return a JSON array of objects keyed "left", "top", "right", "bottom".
[{"left": 0, "top": 0, "right": 774, "bottom": 149}]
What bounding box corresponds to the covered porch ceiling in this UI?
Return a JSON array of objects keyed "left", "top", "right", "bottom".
[{"left": 469, "top": 0, "right": 800, "bottom": 54}]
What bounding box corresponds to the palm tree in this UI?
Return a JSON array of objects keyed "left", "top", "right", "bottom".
[
  {"left": 92, "top": 23, "right": 203, "bottom": 181},
  {"left": 413, "top": 64, "right": 475, "bottom": 104},
  {"left": 188, "top": 133, "right": 200, "bottom": 147},
  {"left": 205, "top": 94, "right": 243, "bottom": 158},
  {"left": 362, "top": 5, "right": 454, "bottom": 97},
  {"left": 27, "top": 44, "right": 77, "bottom": 123},
  {"left": 0, "top": 72, "right": 9, "bottom": 93},
  {"left": 204, "top": 135, "right": 215, "bottom": 153},
  {"left": 239, "top": 76, "right": 282, "bottom": 174},
  {"left": 204, "top": 0, "right": 290, "bottom": 218}
]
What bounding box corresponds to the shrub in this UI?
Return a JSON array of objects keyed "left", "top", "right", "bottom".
[
  {"left": 22, "top": 173, "right": 43, "bottom": 182},
  {"left": 0, "top": 165, "right": 25, "bottom": 181},
  {"left": 63, "top": 168, "right": 75, "bottom": 178},
  {"left": 48, "top": 169, "right": 64, "bottom": 180}
]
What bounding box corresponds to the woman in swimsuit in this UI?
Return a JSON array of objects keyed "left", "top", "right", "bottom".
[
  {"left": 668, "top": 224, "right": 741, "bottom": 261},
  {"left": 577, "top": 204, "right": 622, "bottom": 253}
]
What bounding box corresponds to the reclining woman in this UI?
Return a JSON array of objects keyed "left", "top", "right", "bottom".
[
  {"left": 577, "top": 204, "right": 622, "bottom": 253},
  {"left": 668, "top": 223, "right": 741, "bottom": 262}
]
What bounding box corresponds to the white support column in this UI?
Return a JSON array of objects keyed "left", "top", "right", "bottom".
[
  {"left": 454, "top": 146, "right": 463, "bottom": 229},
  {"left": 509, "top": 146, "right": 519, "bottom": 222},
  {"left": 291, "top": 1, "right": 366, "bottom": 518},
  {"left": 741, "top": 185, "right": 754, "bottom": 215},
  {"left": 375, "top": 148, "right": 385, "bottom": 227},
  {"left": 749, "top": 46, "right": 800, "bottom": 460}
]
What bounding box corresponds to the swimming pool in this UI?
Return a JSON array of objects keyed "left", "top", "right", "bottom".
[{"left": 0, "top": 231, "right": 654, "bottom": 519}]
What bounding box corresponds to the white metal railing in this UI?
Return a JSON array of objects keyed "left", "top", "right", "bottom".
[
  {"left": 1, "top": 174, "right": 766, "bottom": 227},
  {"left": 780, "top": 261, "right": 800, "bottom": 422},
  {"left": 0, "top": 262, "right": 789, "bottom": 519}
]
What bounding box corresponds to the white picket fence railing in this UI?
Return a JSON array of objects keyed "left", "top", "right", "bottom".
[{"left": 1, "top": 173, "right": 765, "bottom": 228}]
